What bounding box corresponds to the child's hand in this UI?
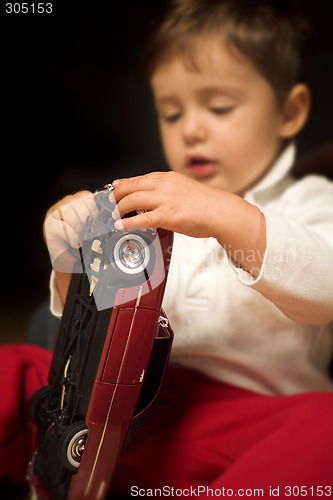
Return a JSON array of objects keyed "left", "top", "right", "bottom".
[
  {"left": 112, "top": 171, "right": 221, "bottom": 238},
  {"left": 112, "top": 171, "right": 267, "bottom": 278},
  {"left": 44, "top": 190, "right": 98, "bottom": 272}
]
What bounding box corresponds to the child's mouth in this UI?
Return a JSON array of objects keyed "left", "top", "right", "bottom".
[{"left": 187, "top": 156, "right": 217, "bottom": 179}]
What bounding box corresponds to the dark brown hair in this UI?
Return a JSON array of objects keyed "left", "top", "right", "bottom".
[{"left": 142, "top": 0, "right": 310, "bottom": 105}]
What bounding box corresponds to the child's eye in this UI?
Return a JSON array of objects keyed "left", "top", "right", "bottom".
[
  {"left": 210, "top": 107, "right": 234, "bottom": 115},
  {"left": 163, "top": 113, "right": 181, "bottom": 123}
]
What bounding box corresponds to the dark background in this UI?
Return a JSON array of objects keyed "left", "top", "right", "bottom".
[{"left": 1, "top": 0, "right": 332, "bottom": 343}]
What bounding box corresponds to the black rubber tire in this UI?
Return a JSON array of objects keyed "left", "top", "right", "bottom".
[
  {"left": 57, "top": 420, "right": 89, "bottom": 471},
  {"left": 29, "top": 385, "right": 52, "bottom": 428}
]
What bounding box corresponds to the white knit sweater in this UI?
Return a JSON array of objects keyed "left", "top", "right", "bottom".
[{"left": 163, "top": 144, "right": 333, "bottom": 395}]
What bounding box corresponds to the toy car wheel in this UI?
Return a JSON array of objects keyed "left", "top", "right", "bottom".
[
  {"left": 106, "top": 231, "right": 155, "bottom": 280},
  {"left": 29, "top": 385, "right": 53, "bottom": 428},
  {"left": 58, "top": 420, "right": 89, "bottom": 471},
  {"left": 113, "top": 233, "right": 150, "bottom": 275}
]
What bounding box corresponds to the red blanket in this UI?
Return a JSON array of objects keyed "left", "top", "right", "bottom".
[{"left": 0, "top": 344, "right": 51, "bottom": 487}]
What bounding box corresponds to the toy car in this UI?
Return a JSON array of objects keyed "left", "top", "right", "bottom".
[{"left": 28, "top": 186, "right": 174, "bottom": 500}]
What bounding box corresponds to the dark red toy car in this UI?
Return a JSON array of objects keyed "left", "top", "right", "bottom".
[{"left": 28, "top": 186, "right": 173, "bottom": 500}]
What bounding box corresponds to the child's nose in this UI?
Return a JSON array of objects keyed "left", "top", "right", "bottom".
[{"left": 182, "top": 112, "right": 207, "bottom": 144}]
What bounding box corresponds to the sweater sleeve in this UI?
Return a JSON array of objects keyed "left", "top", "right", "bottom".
[{"left": 228, "top": 175, "right": 333, "bottom": 325}]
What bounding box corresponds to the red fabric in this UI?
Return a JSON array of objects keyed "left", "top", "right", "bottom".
[
  {"left": 111, "top": 367, "right": 333, "bottom": 499},
  {"left": 0, "top": 346, "right": 332, "bottom": 499},
  {"left": 0, "top": 344, "right": 51, "bottom": 485}
]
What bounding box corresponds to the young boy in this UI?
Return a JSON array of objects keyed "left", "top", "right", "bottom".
[{"left": 46, "top": 0, "right": 333, "bottom": 497}]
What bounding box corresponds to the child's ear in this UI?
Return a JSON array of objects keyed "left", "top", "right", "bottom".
[{"left": 278, "top": 84, "right": 311, "bottom": 138}]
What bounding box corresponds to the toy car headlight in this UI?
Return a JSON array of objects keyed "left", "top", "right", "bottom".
[{"left": 114, "top": 234, "right": 150, "bottom": 275}]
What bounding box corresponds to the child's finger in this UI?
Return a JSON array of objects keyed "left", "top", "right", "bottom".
[
  {"left": 45, "top": 211, "right": 81, "bottom": 249},
  {"left": 44, "top": 217, "right": 80, "bottom": 272},
  {"left": 114, "top": 210, "right": 157, "bottom": 231},
  {"left": 55, "top": 204, "right": 84, "bottom": 244},
  {"left": 70, "top": 193, "right": 98, "bottom": 228},
  {"left": 112, "top": 173, "right": 163, "bottom": 202},
  {"left": 50, "top": 193, "right": 97, "bottom": 241},
  {"left": 112, "top": 178, "right": 129, "bottom": 187},
  {"left": 112, "top": 174, "right": 160, "bottom": 187},
  {"left": 112, "top": 190, "right": 156, "bottom": 220}
]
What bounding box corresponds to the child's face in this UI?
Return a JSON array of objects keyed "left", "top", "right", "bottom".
[{"left": 150, "top": 37, "right": 285, "bottom": 195}]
